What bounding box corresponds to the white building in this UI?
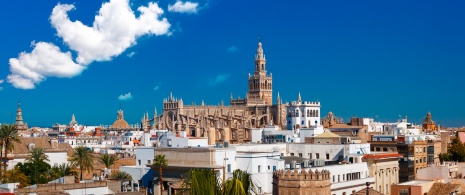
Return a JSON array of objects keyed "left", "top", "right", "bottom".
[
  {"left": 286, "top": 93, "right": 321, "bottom": 130},
  {"left": 282, "top": 157, "right": 375, "bottom": 195}
]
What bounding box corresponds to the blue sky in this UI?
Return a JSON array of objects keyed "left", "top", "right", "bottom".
[{"left": 0, "top": 0, "right": 464, "bottom": 127}]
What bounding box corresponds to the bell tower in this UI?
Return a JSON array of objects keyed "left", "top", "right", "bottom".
[{"left": 247, "top": 38, "right": 273, "bottom": 105}]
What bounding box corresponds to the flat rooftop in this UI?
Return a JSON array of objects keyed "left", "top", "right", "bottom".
[{"left": 396, "top": 180, "right": 433, "bottom": 186}]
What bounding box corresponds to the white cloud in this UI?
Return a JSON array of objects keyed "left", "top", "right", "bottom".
[
  {"left": 7, "top": 42, "right": 85, "bottom": 89},
  {"left": 127, "top": 52, "right": 136, "bottom": 58},
  {"left": 154, "top": 85, "right": 160, "bottom": 91},
  {"left": 7, "top": 0, "right": 172, "bottom": 89},
  {"left": 0, "top": 87, "right": 3, "bottom": 91},
  {"left": 118, "top": 92, "right": 133, "bottom": 101},
  {"left": 51, "top": 0, "right": 171, "bottom": 65},
  {"left": 0, "top": 79, "right": 3, "bottom": 84},
  {"left": 208, "top": 73, "right": 230, "bottom": 86},
  {"left": 227, "top": 46, "right": 238, "bottom": 52},
  {"left": 168, "top": 1, "right": 199, "bottom": 14}
]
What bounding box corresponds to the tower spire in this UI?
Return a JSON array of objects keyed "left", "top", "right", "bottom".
[
  {"left": 277, "top": 92, "right": 281, "bottom": 104},
  {"left": 298, "top": 92, "right": 302, "bottom": 102}
]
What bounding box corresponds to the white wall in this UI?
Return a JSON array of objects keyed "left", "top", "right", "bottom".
[
  {"left": 135, "top": 147, "right": 155, "bottom": 167},
  {"left": 66, "top": 186, "right": 113, "bottom": 195},
  {"left": 234, "top": 152, "right": 284, "bottom": 194},
  {"left": 47, "top": 152, "right": 68, "bottom": 167}
]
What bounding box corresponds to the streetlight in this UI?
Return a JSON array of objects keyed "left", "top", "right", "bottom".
[{"left": 366, "top": 182, "right": 370, "bottom": 195}]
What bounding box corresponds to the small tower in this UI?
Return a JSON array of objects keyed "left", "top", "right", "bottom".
[
  {"left": 15, "top": 101, "right": 28, "bottom": 132},
  {"left": 69, "top": 114, "right": 78, "bottom": 126},
  {"left": 247, "top": 38, "right": 273, "bottom": 105}
]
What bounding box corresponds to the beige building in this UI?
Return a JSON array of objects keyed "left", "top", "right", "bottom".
[
  {"left": 363, "top": 153, "right": 402, "bottom": 195},
  {"left": 149, "top": 40, "right": 287, "bottom": 145},
  {"left": 391, "top": 180, "right": 435, "bottom": 195},
  {"left": 414, "top": 140, "right": 428, "bottom": 178},
  {"left": 272, "top": 169, "right": 331, "bottom": 195}
]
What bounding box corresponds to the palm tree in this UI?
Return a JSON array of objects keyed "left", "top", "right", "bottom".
[
  {"left": 26, "top": 147, "right": 49, "bottom": 164},
  {"left": 56, "top": 162, "right": 77, "bottom": 177},
  {"left": 223, "top": 169, "right": 257, "bottom": 195},
  {"left": 110, "top": 171, "right": 132, "bottom": 180},
  {"left": 181, "top": 169, "right": 257, "bottom": 195},
  {"left": 99, "top": 153, "right": 119, "bottom": 170},
  {"left": 153, "top": 154, "right": 168, "bottom": 193},
  {"left": 70, "top": 146, "right": 94, "bottom": 181},
  {"left": 0, "top": 124, "right": 21, "bottom": 174},
  {"left": 181, "top": 168, "right": 222, "bottom": 195}
]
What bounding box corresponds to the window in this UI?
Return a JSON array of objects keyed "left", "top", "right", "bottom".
[
  {"left": 138, "top": 160, "right": 141, "bottom": 165},
  {"left": 326, "top": 154, "right": 330, "bottom": 160},
  {"left": 309, "top": 153, "right": 312, "bottom": 159},
  {"left": 268, "top": 166, "right": 270, "bottom": 170},
  {"left": 258, "top": 165, "right": 261, "bottom": 173},
  {"left": 290, "top": 153, "right": 294, "bottom": 156},
  {"left": 273, "top": 166, "right": 276, "bottom": 171},
  {"left": 333, "top": 175, "right": 335, "bottom": 182},
  {"left": 342, "top": 192, "right": 345, "bottom": 195},
  {"left": 148, "top": 160, "right": 151, "bottom": 164},
  {"left": 227, "top": 164, "right": 231, "bottom": 173},
  {"left": 299, "top": 153, "right": 303, "bottom": 157},
  {"left": 400, "top": 189, "right": 409, "bottom": 195},
  {"left": 338, "top": 175, "right": 340, "bottom": 182},
  {"left": 316, "top": 153, "right": 320, "bottom": 159}
]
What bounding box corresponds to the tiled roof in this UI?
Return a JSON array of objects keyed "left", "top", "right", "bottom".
[
  {"left": 12, "top": 137, "right": 74, "bottom": 157},
  {"left": 353, "top": 188, "right": 383, "bottom": 195},
  {"left": 427, "top": 183, "right": 460, "bottom": 195},
  {"left": 316, "top": 130, "right": 340, "bottom": 138}
]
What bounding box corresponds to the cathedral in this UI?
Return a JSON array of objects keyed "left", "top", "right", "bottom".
[{"left": 145, "top": 40, "right": 287, "bottom": 145}]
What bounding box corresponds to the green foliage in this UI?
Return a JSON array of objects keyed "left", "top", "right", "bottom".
[
  {"left": 16, "top": 161, "right": 52, "bottom": 184},
  {"left": 181, "top": 169, "right": 222, "bottom": 195},
  {"left": 438, "top": 153, "right": 451, "bottom": 163},
  {"left": 26, "top": 147, "right": 49, "bottom": 164},
  {"left": 447, "top": 137, "right": 465, "bottom": 162},
  {"left": 153, "top": 154, "right": 168, "bottom": 192},
  {"left": 1, "top": 167, "right": 30, "bottom": 187},
  {"left": 0, "top": 123, "right": 21, "bottom": 174},
  {"left": 179, "top": 169, "right": 258, "bottom": 195},
  {"left": 154, "top": 154, "right": 168, "bottom": 167},
  {"left": 70, "top": 146, "right": 94, "bottom": 181},
  {"left": 99, "top": 153, "right": 119, "bottom": 169},
  {"left": 111, "top": 171, "right": 132, "bottom": 180}
]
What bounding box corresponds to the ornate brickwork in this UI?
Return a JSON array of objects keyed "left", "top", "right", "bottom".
[
  {"left": 150, "top": 40, "right": 287, "bottom": 144},
  {"left": 272, "top": 169, "right": 331, "bottom": 195}
]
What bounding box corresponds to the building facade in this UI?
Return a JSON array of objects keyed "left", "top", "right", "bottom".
[
  {"left": 151, "top": 40, "right": 287, "bottom": 145},
  {"left": 272, "top": 169, "right": 331, "bottom": 195}
]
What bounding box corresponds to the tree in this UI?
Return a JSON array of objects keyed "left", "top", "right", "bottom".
[
  {"left": 153, "top": 154, "right": 168, "bottom": 193},
  {"left": 111, "top": 171, "right": 132, "bottom": 180},
  {"left": 438, "top": 153, "right": 451, "bottom": 163},
  {"left": 447, "top": 137, "right": 465, "bottom": 162},
  {"left": 223, "top": 169, "right": 257, "bottom": 195},
  {"left": 1, "top": 167, "right": 30, "bottom": 187},
  {"left": 0, "top": 124, "right": 21, "bottom": 174},
  {"left": 181, "top": 169, "right": 257, "bottom": 195},
  {"left": 16, "top": 161, "right": 51, "bottom": 184},
  {"left": 70, "top": 146, "right": 94, "bottom": 181},
  {"left": 181, "top": 168, "right": 222, "bottom": 195},
  {"left": 26, "top": 147, "right": 49, "bottom": 164},
  {"left": 99, "top": 153, "right": 119, "bottom": 170}
]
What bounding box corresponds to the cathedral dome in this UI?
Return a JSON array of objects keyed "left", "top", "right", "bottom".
[
  {"left": 111, "top": 119, "right": 130, "bottom": 129},
  {"left": 111, "top": 108, "right": 130, "bottom": 129}
]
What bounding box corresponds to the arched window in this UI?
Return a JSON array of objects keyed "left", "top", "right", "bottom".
[
  {"left": 316, "top": 110, "right": 319, "bottom": 117},
  {"left": 262, "top": 64, "right": 264, "bottom": 70},
  {"left": 307, "top": 110, "right": 310, "bottom": 117},
  {"left": 295, "top": 110, "right": 299, "bottom": 117}
]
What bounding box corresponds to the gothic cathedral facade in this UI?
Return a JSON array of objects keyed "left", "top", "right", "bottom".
[{"left": 151, "top": 40, "right": 287, "bottom": 145}]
